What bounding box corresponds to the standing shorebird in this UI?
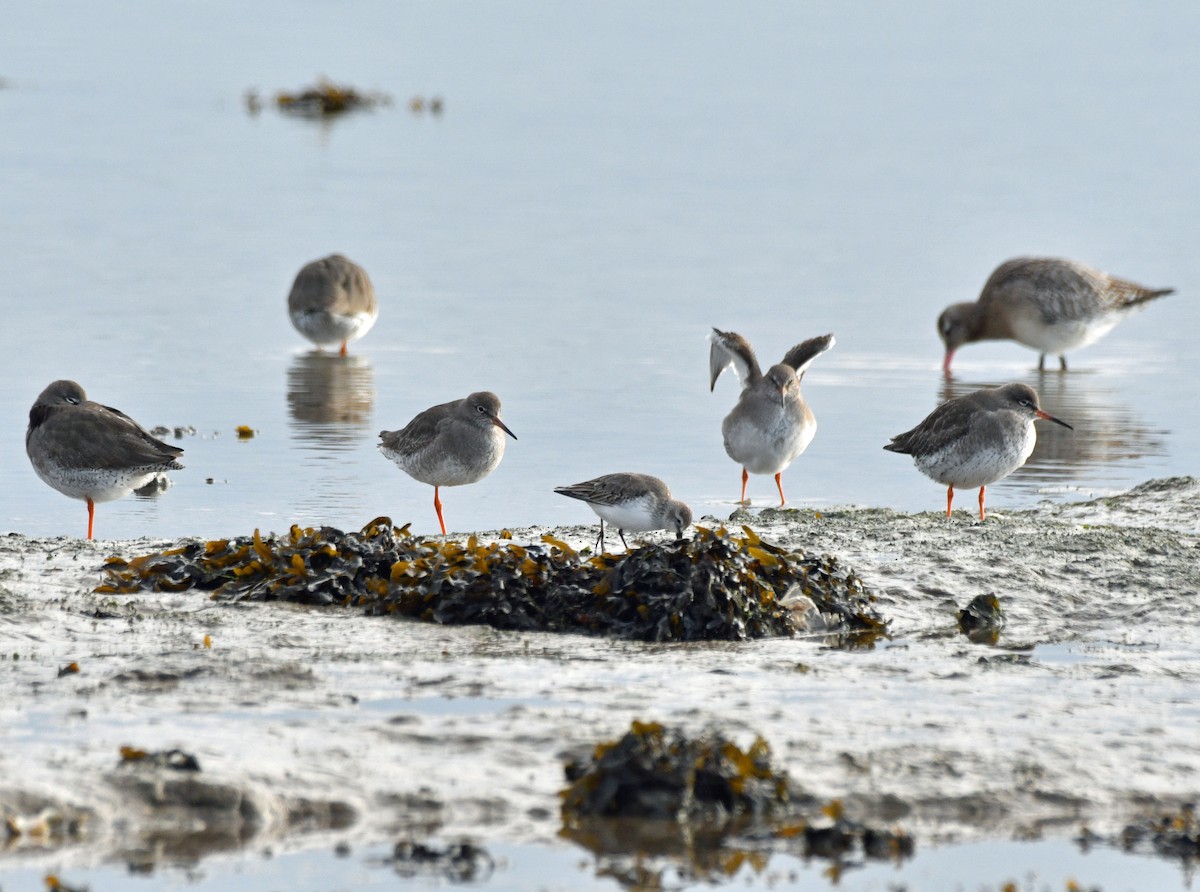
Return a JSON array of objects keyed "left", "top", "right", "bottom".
[
  {"left": 26, "top": 380, "right": 184, "bottom": 540},
  {"left": 938, "top": 257, "right": 1173, "bottom": 372},
  {"left": 709, "top": 328, "right": 835, "bottom": 506},
  {"left": 287, "top": 254, "right": 379, "bottom": 356},
  {"left": 554, "top": 472, "right": 692, "bottom": 553},
  {"left": 378, "top": 392, "right": 516, "bottom": 535},
  {"left": 883, "top": 382, "right": 1073, "bottom": 521}
]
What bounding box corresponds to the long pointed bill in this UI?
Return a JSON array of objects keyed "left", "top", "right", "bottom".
[
  {"left": 1035, "top": 409, "right": 1073, "bottom": 430},
  {"left": 942, "top": 350, "right": 955, "bottom": 374},
  {"left": 491, "top": 416, "right": 517, "bottom": 440}
]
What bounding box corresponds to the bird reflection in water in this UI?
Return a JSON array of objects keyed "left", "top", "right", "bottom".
[
  {"left": 938, "top": 373, "right": 1166, "bottom": 493},
  {"left": 287, "top": 351, "right": 375, "bottom": 450}
]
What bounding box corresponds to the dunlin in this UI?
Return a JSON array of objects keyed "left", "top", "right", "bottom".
[
  {"left": 378, "top": 392, "right": 516, "bottom": 535},
  {"left": 554, "top": 472, "right": 693, "bottom": 553},
  {"left": 287, "top": 254, "right": 379, "bottom": 355},
  {"left": 709, "top": 328, "right": 835, "bottom": 506},
  {"left": 26, "top": 380, "right": 184, "bottom": 539},
  {"left": 938, "top": 257, "right": 1172, "bottom": 372},
  {"left": 883, "top": 382, "right": 1072, "bottom": 520}
]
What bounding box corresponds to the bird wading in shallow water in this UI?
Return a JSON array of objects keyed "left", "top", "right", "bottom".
[
  {"left": 378, "top": 392, "right": 516, "bottom": 535},
  {"left": 26, "top": 380, "right": 184, "bottom": 540},
  {"left": 554, "top": 472, "right": 692, "bottom": 553},
  {"left": 883, "top": 382, "right": 1073, "bottom": 521},
  {"left": 938, "top": 256, "right": 1173, "bottom": 372},
  {"left": 709, "top": 328, "right": 835, "bottom": 506},
  {"left": 287, "top": 253, "right": 379, "bottom": 356}
]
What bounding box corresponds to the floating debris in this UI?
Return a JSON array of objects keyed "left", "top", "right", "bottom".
[
  {"left": 957, "top": 593, "right": 1006, "bottom": 644},
  {"left": 408, "top": 95, "right": 444, "bottom": 115},
  {"left": 149, "top": 425, "right": 197, "bottom": 440},
  {"left": 235, "top": 425, "right": 255, "bottom": 439},
  {"left": 98, "top": 521, "right": 886, "bottom": 643},
  {"left": 561, "top": 722, "right": 913, "bottom": 885},
  {"left": 253, "top": 78, "right": 392, "bottom": 118}
]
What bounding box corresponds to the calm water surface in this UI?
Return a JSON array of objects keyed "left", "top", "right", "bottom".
[{"left": 2, "top": 2, "right": 1197, "bottom": 541}]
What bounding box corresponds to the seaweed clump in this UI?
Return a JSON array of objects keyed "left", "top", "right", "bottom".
[
  {"left": 1117, "top": 803, "right": 1200, "bottom": 859},
  {"left": 561, "top": 721, "right": 913, "bottom": 886},
  {"left": 957, "top": 593, "right": 1006, "bottom": 645},
  {"left": 247, "top": 78, "right": 391, "bottom": 118},
  {"left": 98, "top": 520, "right": 886, "bottom": 644}
]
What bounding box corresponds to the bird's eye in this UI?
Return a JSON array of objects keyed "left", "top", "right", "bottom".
[
  {"left": 476, "top": 404, "right": 487, "bottom": 414},
  {"left": 1019, "top": 399, "right": 1033, "bottom": 408}
]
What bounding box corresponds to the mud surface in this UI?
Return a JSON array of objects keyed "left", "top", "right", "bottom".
[{"left": 2, "top": 478, "right": 1199, "bottom": 879}]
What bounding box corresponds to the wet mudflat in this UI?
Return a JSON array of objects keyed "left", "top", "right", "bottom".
[{"left": 2, "top": 478, "right": 1199, "bottom": 890}]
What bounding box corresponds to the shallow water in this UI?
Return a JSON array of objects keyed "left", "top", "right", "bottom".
[
  {"left": 1, "top": 1, "right": 1198, "bottom": 541},
  {"left": 0, "top": 838, "right": 1192, "bottom": 892}
]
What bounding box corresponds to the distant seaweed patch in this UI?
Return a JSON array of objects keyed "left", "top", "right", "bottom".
[
  {"left": 98, "top": 520, "right": 887, "bottom": 644},
  {"left": 244, "top": 77, "right": 392, "bottom": 118}
]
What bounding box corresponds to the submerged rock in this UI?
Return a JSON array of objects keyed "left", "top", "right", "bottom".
[{"left": 98, "top": 521, "right": 886, "bottom": 643}]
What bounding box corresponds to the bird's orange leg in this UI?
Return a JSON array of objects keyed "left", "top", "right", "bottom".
[
  {"left": 775, "top": 472, "right": 786, "bottom": 507},
  {"left": 433, "top": 486, "right": 447, "bottom": 535},
  {"left": 339, "top": 340, "right": 349, "bottom": 357},
  {"left": 86, "top": 497, "right": 95, "bottom": 540},
  {"left": 945, "top": 485, "right": 954, "bottom": 518},
  {"left": 740, "top": 468, "right": 749, "bottom": 504},
  {"left": 978, "top": 486, "right": 986, "bottom": 521}
]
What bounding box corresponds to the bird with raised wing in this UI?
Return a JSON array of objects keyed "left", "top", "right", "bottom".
[{"left": 709, "top": 328, "right": 835, "bottom": 506}]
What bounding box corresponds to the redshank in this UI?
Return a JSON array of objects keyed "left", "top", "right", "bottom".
[
  {"left": 883, "top": 382, "right": 1073, "bottom": 520},
  {"left": 709, "top": 328, "right": 835, "bottom": 506},
  {"left": 938, "top": 257, "right": 1172, "bottom": 372},
  {"left": 25, "top": 380, "right": 184, "bottom": 539},
  {"left": 554, "top": 472, "right": 693, "bottom": 553},
  {"left": 287, "top": 254, "right": 379, "bottom": 356},
  {"left": 378, "top": 392, "right": 516, "bottom": 535}
]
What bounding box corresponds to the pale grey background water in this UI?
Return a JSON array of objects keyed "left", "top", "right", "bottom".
[{"left": 1, "top": 2, "right": 1197, "bottom": 542}]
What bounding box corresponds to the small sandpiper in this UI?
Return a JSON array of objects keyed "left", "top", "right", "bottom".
[
  {"left": 938, "top": 256, "right": 1173, "bottom": 372},
  {"left": 26, "top": 380, "right": 184, "bottom": 539},
  {"left": 379, "top": 392, "right": 516, "bottom": 535},
  {"left": 554, "top": 472, "right": 692, "bottom": 553},
  {"left": 709, "top": 328, "right": 835, "bottom": 506},
  {"left": 883, "top": 382, "right": 1073, "bottom": 520},
  {"left": 287, "top": 253, "right": 379, "bottom": 355}
]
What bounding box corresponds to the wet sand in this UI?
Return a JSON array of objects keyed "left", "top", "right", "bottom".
[{"left": 2, "top": 477, "right": 1199, "bottom": 880}]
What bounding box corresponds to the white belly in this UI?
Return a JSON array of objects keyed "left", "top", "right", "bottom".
[
  {"left": 33, "top": 463, "right": 160, "bottom": 503},
  {"left": 1008, "top": 307, "right": 1121, "bottom": 354},
  {"left": 915, "top": 426, "right": 1036, "bottom": 489},
  {"left": 589, "top": 496, "right": 659, "bottom": 532},
  {"left": 723, "top": 403, "right": 814, "bottom": 475},
  {"left": 291, "top": 308, "right": 377, "bottom": 348}
]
